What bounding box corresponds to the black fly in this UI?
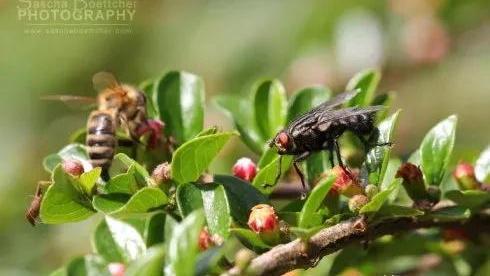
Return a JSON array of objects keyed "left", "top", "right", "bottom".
[{"left": 270, "top": 90, "right": 391, "bottom": 190}]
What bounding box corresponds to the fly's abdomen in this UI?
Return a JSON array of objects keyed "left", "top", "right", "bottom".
[{"left": 86, "top": 111, "right": 117, "bottom": 175}]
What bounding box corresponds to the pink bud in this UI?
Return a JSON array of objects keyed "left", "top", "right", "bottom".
[
  {"left": 62, "top": 159, "right": 84, "bottom": 176},
  {"left": 108, "top": 262, "right": 125, "bottom": 276},
  {"left": 453, "top": 162, "right": 480, "bottom": 190},
  {"left": 396, "top": 163, "right": 430, "bottom": 201},
  {"left": 198, "top": 227, "right": 214, "bottom": 251},
  {"left": 329, "top": 166, "right": 363, "bottom": 197},
  {"left": 136, "top": 119, "right": 165, "bottom": 149},
  {"left": 247, "top": 204, "right": 279, "bottom": 234},
  {"left": 232, "top": 158, "right": 257, "bottom": 182},
  {"left": 151, "top": 162, "right": 171, "bottom": 184}
]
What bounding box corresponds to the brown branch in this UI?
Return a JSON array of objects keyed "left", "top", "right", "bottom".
[{"left": 224, "top": 211, "right": 490, "bottom": 276}]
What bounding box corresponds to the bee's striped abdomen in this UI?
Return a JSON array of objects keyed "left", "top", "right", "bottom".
[{"left": 86, "top": 111, "right": 117, "bottom": 177}]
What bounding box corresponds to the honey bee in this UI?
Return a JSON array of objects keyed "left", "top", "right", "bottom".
[
  {"left": 87, "top": 72, "right": 150, "bottom": 179},
  {"left": 43, "top": 72, "right": 151, "bottom": 180}
]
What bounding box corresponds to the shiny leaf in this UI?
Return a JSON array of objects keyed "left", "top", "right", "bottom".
[
  {"left": 155, "top": 71, "right": 204, "bottom": 144},
  {"left": 253, "top": 80, "right": 287, "bottom": 139},
  {"left": 360, "top": 179, "right": 400, "bottom": 214},
  {"left": 105, "top": 216, "right": 146, "bottom": 262},
  {"left": 475, "top": 146, "right": 490, "bottom": 183},
  {"left": 171, "top": 131, "right": 237, "bottom": 184},
  {"left": 420, "top": 115, "right": 457, "bottom": 185},
  {"left": 252, "top": 155, "right": 293, "bottom": 194},
  {"left": 346, "top": 69, "right": 381, "bottom": 107},
  {"left": 298, "top": 175, "right": 335, "bottom": 228}
]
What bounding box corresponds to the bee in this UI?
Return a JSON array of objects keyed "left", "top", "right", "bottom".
[
  {"left": 270, "top": 90, "right": 391, "bottom": 189},
  {"left": 87, "top": 72, "right": 149, "bottom": 179},
  {"left": 43, "top": 72, "right": 151, "bottom": 180}
]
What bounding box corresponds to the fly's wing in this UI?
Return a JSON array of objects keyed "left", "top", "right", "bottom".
[
  {"left": 311, "top": 90, "right": 360, "bottom": 112},
  {"left": 317, "top": 105, "right": 384, "bottom": 122},
  {"left": 41, "top": 95, "right": 97, "bottom": 110},
  {"left": 92, "top": 71, "right": 120, "bottom": 92},
  {"left": 286, "top": 90, "right": 360, "bottom": 131}
]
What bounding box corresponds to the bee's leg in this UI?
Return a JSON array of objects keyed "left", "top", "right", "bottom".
[{"left": 117, "top": 138, "right": 135, "bottom": 147}]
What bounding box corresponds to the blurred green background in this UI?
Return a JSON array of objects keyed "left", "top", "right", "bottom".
[{"left": 0, "top": 0, "right": 489, "bottom": 274}]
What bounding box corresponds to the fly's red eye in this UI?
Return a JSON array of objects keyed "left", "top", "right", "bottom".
[{"left": 278, "top": 132, "right": 289, "bottom": 147}]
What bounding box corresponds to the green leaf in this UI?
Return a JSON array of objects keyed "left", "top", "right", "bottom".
[
  {"left": 43, "top": 144, "right": 91, "bottom": 173},
  {"left": 105, "top": 165, "right": 139, "bottom": 194},
  {"left": 113, "top": 153, "right": 150, "bottom": 186},
  {"left": 215, "top": 175, "right": 268, "bottom": 225},
  {"left": 346, "top": 69, "right": 381, "bottom": 107},
  {"left": 475, "top": 146, "right": 490, "bottom": 183},
  {"left": 252, "top": 155, "right": 293, "bottom": 194},
  {"left": 105, "top": 216, "right": 146, "bottom": 262},
  {"left": 360, "top": 179, "right": 401, "bottom": 214},
  {"left": 253, "top": 79, "right": 287, "bottom": 139},
  {"left": 178, "top": 182, "right": 239, "bottom": 238},
  {"left": 92, "top": 194, "right": 129, "bottom": 213},
  {"left": 230, "top": 228, "right": 271, "bottom": 252},
  {"left": 144, "top": 212, "right": 166, "bottom": 246},
  {"left": 155, "top": 71, "right": 204, "bottom": 144},
  {"left": 365, "top": 110, "right": 401, "bottom": 185},
  {"left": 196, "top": 246, "right": 225, "bottom": 276},
  {"left": 287, "top": 86, "right": 332, "bottom": 182},
  {"left": 201, "top": 184, "right": 232, "bottom": 239},
  {"left": 171, "top": 131, "right": 237, "bottom": 184},
  {"left": 66, "top": 255, "right": 109, "bottom": 276},
  {"left": 40, "top": 165, "right": 95, "bottom": 224},
  {"left": 428, "top": 206, "right": 470, "bottom": 222},
  {"left": 79, "top": 167, "right": 101, "bottom": 195},
  {"left": 214, "top": 96, "right": 264, "bottom": 154},
  {"left": 112, "top": 187, "right": 168, "bottom": 216},
  {"left": 445, "top": 190, "right": 490, "bottom": 210},
  {"left": 257, "top": 147, "right": 278, "bottom": 168},
  {"left": 371, "top": 92, "right": 394, "bottom": 123},
  {"left": 126, "top": 246, "right": 165, "bottom": 276},
  {"left": 177, "top": 183, "right": 204, "bottom": 216},
  {"left": 298, "top": 175, "right": 335, "bottom": 228},
  {"left": 420, "top": 115, "right": 457, "bottom": 185},
  {"left": 195, "top": 126, "right": 219, "bottom": 138},
  {"left": 165, "top": 209, "right": 205, "bottom": 276},
  {"left": 92, "top": 219, "right": 125, "bottom": 263},
  {"left": 139, "top": 78, "right": 158, "bottom": 119},
  {"left": 373, "top": 205, "right": 424, "bottom": 223},
  {"left": 94, "top": 188, "right": 167, "bottom": 216}
]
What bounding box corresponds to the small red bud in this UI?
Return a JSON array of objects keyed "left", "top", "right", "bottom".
[
  {"left": 198, "top": 227, "right": 214, "bottom": 251},
  {"left": 348, "top": 194, "right": 369, "bottom": 213},
  {"left": 232, "top": 158, "right": 257, "bottom": 182},
  {"left": 136, "top": 119, "right": 165, "bottom": 149},
  {"left": 329, "top": 166, "right": 363, "bottom": 197},
  {"left": 151, "top": 162, "right": 171, "bottom": 184},
  {"left": 247, "top": 204, "right": 279, "bottom": 234},
  {"left": 453, "top": 162, "right": 480, "bottom": 190},
  {"left": 396, "top": 163, "right": 430, "bottom": 201},
  {"left": 62, "top": 159, "right": 84, "bottom": 176},
  {"left": 107, "top": 262, "right": 125, "bottom": 276}
]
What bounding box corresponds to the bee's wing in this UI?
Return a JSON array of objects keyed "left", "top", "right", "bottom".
[
  {"left": 92, "top": 71, "right": 121, "bottom": 92},
  {"left": 41, "top": 94, "right": 97, "bottom": 110}
]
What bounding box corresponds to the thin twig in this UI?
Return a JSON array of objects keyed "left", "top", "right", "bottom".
[{"left": 224, "top": 210, "right": 490, "bottom": 276}]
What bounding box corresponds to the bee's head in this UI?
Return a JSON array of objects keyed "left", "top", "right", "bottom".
[{"left": 271, "top": 131, "right": 292, "bottom": 154}]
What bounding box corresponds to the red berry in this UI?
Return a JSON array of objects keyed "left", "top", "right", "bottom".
[
  {"left": 62, "top": 159, "right": 84, "bottom": 176},
  {"left": 232, "top": 158, "right": 257, "bottom": 182},
  {"left": 247, "top": 204, "right": 279, "bottom": 234},
  {"left": 108, "top": 262, "right": 125, "bottom": 276}
]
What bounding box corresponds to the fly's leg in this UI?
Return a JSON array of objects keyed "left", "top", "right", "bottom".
[
  {"left": 273, "top": 155, "right": 283, "bottom": 185},
  {"left": 334, "top": 140, "right": 353, "bottom": 177},
  {"left": 293, "top": 151, "right": 311, "bottom": 193}
]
